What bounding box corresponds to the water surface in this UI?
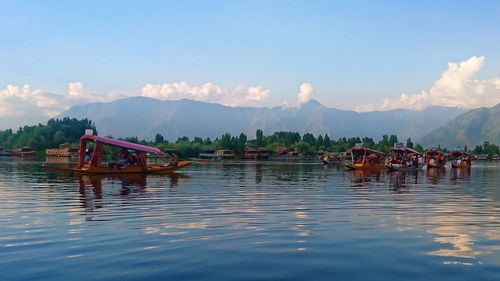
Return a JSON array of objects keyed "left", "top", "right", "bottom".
[{"left": 0, "top": 160, "right": 499, "bottom": 280}]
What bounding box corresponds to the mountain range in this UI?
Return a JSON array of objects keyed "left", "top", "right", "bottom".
[
  {"left": 419, "top": 103, "right": 500, "bottom": 148},
  {"left": 58, "top": 97, "right": 467, "bottom": 143}
]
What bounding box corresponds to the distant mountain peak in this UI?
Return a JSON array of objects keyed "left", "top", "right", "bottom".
[{"left": 57, "top": 96, "right": 465, "bottom": 141}]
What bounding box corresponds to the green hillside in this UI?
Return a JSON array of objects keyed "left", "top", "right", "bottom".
[{"left": 419, "top": 103, "right": 500, "bottom": 148}]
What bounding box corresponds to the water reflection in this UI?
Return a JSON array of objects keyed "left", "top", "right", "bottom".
[
  {"left": 350, "top": 170, "right": 381, "bottom": 185},
  {"left": 426, "top": 167, "right": 446, "bottom": 184},
  {"left": 387, "top": 171, "right": 419, "bottom": 192},
  {"left": 77, "top": 173, "right": 188, "bottom": 211},
  {"left": 450, "top": 167, "right": 471, "bottom": 181}
]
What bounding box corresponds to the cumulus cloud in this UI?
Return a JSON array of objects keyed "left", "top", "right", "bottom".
[
  {"left": 0, "top": 84, "right": 65, "bottom": 118},
  {"left": 356, "top": 56, "right": 500, "bottom": 112},
  {"left": 141, "top": 81, "right": 271, "bottom": 106},
  {"left": 0, "top": 82, "right": 134, "bottom": 119},
  {"left": 297, "top": 83, "right": 314, "bottom": 105}
]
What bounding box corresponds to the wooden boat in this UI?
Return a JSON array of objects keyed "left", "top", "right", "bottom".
[
  {"left": 449, "top": 149, "right": 472, "bottom": 168},
  {"left": 424, "top": 147, "right": 446, "bottom": 169},
  {"left": 0, "top": 146, "right": 14, "bottom": 156},
  {"left": 323, "top": 154, "right": 343, "bottom": 165},
  {"left": 344, "top": 144, "right": 385, "bottom": 171},
  {"left": 13, "top": 147, "right": 36, "bottom": 157},
  {"left": 44, "top": 134, "right": 192, "bottom": 174},
  {"left": 385, "top": 143, "right": 423, "bottom": 171}
]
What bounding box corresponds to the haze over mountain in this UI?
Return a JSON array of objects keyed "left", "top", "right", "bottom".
[
  {"left": 57, "top": 97, "right": 465, "bottom": 141},
  {"left": 420, "top": 103, "right": 500, "bottom": 148}
]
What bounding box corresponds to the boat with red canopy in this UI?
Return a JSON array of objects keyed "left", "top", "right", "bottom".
[
  {"left": 449, "top": 149, "right": 472, "bottom": 168},
  {"left": 344, "top": 144, "right": 385, "bottom": 171},
  {"left": 385, "top": 143, "right": 422, "bottom": 171},
  {"left": 44, "top": 133, "right": 192, "bottom": 174},
  {"left": 424, "top": 147, "right": 446, "bottom": 169}
]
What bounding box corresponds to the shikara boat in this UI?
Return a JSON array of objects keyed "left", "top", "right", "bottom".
[
  {"left": 344, "top": 144, "right": 385, "bottom": 171},
  {"left": 449, "top": 149, "right": 472, "bottom": 168},
  {"left": 385, "top": 143, "right": 423, "bottom": 171},
  {"left": 424, "top": 147, "right": 446, "bottom": 169},
  {"left": 44, "top": 134, "right": 192, "bottom": 174},
  {"left": 323, "top": 154, "right": 343, "bottom": 165}
]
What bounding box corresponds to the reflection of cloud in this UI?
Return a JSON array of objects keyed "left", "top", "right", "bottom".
[
  {"left": 393, "top": 198, "right": 498, "bottom": 264},
  {"left": 357, "top": 56, "right": 500, "bottom": 112}
]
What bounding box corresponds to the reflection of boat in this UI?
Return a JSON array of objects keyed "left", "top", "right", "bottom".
[
  {"left": 449, "top": 150, "right": 472, "bottom": 169},
  {"left": 44, "top": 133, "right": 192, "bottom": 174},
  {"left": 385, "top": 143, "right": 423, "bottom": 171},
  {"left": 344, "top": 144, "right": 385, "bottom": 171},
  {"left": 0, "top": 146, "right": 14, "bottom": 156},
  {"left": 424, "top": 147, "right": 446, "bottom": 169}
]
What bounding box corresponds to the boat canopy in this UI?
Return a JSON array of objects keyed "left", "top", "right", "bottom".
[
  {"left": 80, "top": 135, "right": 162, "bottom": 154},
  {"left": 391, "top": 143, "right": 420, "bottom": 155},
  {"left": 425, "top": 147, "right": 444, "bottom": 156},
  {"left": 347, "top": 144, "right": 384, "bottom": 155},
  {"left": 77, "top": 135, "right": 162, "bottom": 169}
]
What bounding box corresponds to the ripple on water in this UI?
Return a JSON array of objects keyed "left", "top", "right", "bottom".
[{"left": 0, "top": 161, "right": 499, "bottom": 281}]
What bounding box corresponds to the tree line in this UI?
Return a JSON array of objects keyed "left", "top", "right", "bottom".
[
  {"left": 0, "top": 118, "right": 97, "bottom": 151},
  {"left": 1, "top": 119, "right": 498, "bottom": 160}
]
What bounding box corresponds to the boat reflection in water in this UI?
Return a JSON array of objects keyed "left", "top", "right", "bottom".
[
  {"left": 350, "top": 169, "right": 381, "bottom": 186},
  {"left": 426, "top": 166, "right": 446, "bottom": 184},
  {"left": 77, "top": 173, "right": 188, "bottom": 212},
  {"left": 387, "top": 170, "right": 420, "bottom": 192},
  {"left": 450, "top": 167, "right": 471, "bottom": 181}
]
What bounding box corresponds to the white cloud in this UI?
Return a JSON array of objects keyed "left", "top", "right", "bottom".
[
  {"left": 356, "top": 56, "right": 500, "bottom": 112},
  {"left": 297, "top": 83, "right": 314, "bottom": 105},
  {"left": 0, "top": 84, "right": 65, "bottom": 117},
  {"left": 141, "top": 81, "right": 271, "bottom": 106}
]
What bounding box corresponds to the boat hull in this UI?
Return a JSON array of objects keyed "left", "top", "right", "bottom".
[
  {"left": 385, "top": 163, "right": 423, "bottom": 171},
  {"left": 345, "top": 163, "right": 385, "bottom": 171},
  {"left": 44, "top": 160, "right": 193, "bottom": 174}
]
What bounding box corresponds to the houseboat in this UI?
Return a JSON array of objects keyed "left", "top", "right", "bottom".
[{"left": 243, "top": 146, "right": 270, "bottom": 160}]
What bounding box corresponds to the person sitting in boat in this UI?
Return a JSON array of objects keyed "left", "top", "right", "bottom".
[
  {"left": 126, "top": 153, "right": 138, "bottom": 166},
  {"left": 166, "top": 151, "right": 179, "bottom": 167},
  {"left": 84, "top": 148, "right": 93, "bottom": 164},
  {"left": 117, "top": 149, "right": 131, "bottom": 169}
]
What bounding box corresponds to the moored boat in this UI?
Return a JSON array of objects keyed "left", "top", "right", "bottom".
[
  {"left": 14, "top": 147, "right": 36, "bottom": 157},
  {"left": 385, "top": 143, "right": 423, "bottom": 171},
  {"left": 344, "top": 144, "right": 385, "bottom": 171},
  {"left": 323, "top": 154, "right": 343, "bottom": 165},
  {"left": 44, "top": 133, "right": 192, "bottom": 174},
  {"left": 449, "top": 149, "right": 472, "bottom": 168},
  {"left": 424, "top": 147, "right": 446, "bottom": 169},
  {"left": 0, "top": 146, "right": 14, "bottom": 156}
]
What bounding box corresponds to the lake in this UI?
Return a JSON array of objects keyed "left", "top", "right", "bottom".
[{"left": 0, "top": 159, "right": 499, "bottom": 281}]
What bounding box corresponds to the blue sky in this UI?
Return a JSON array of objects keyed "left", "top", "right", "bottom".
[{"left": 0, "top": 0, "right": 499, "bottom": 124}]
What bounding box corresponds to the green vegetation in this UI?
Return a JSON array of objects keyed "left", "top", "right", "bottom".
[
  {"left": 1, "top": 119, "right": 498, "bottom": 160},
  {"left": 0, "top": 118, "right": 97, "bottom": 150},
  {"left": 125, "top": 130, "right": 423, "bottom": 159}
]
